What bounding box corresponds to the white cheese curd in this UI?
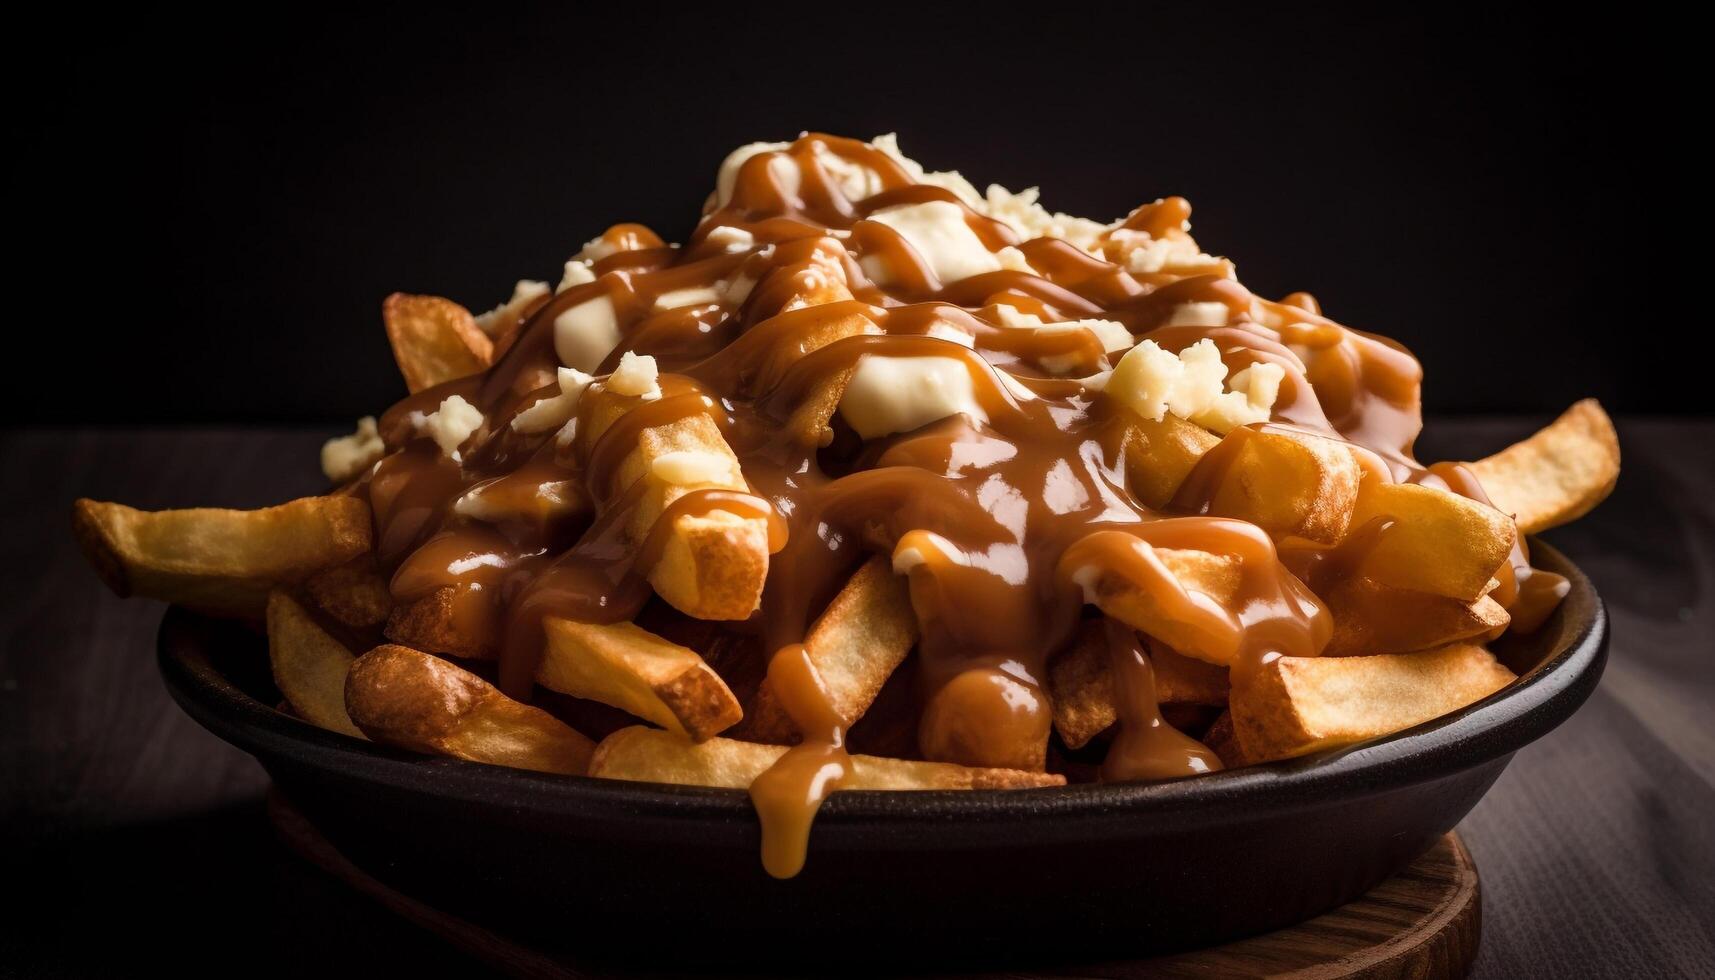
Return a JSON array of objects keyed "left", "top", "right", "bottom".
[
  {"left": 865, "top": 200, "right": 1002, "bottom": 285},
  {"left": 320, "top": 416, "right": 384, "bottom": 483},
  {"left": 651, "top": 450, "right": 742, "bottom": 488},
  {"left": 652, "top": 286, "right": 725, "bottom": 312},
  {"left": 553, "top": 294, "right": 621, "bottom": 372},
  {"left": 1164, "top": 301, "right": 1232, "bottom": 328},
  {"left": 474, "top": 280, "right": 549, "bottom": 336},
  {"left": 409, "top": 395, "right": 485, "bottom": 461},
  {"left": 703, "top": 226, "right": 755, "bottom": 251},
  {"left": 1106, "top": 338, "right": 1282, "bottom": 433},
  {"left": 606, "top": 351, "right": 661, "bottom": 400},
  {"left": 714, "top": 141, "right": 791, "bottom": 206},
  {"left": 838, "top": 355, "right": 987, "bottom": 439},
  {"left": 510, "top": 367, "right": 594, "bottom": 434},
  {"left": 557, "top": 260, "right": 597, "bottom": 292},
  {"left": 993, "top": 305, "right": 1134, "bottom": 353}
]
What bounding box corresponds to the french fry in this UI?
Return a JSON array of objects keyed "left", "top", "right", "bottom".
[
  {"left": 302, "top": 557, "right": 393, "bottom": 629},
  {"left": 1201, "top": 710, "right": 1250, "bottom": 768},
  {"left": 540, "top": 617, "right": 742, "bottom": 742},
  {"left": 1349, "top": 481, "right": 1515, "bottom": 601},
  {"left": 1077, "top": 546, "right": 1243, "bottom": 667},
  {"left": 72, "top": 496, "right": 373, "bottom": 618},
  {"left": 1049, "top": 623, "right": 1231, "bottom": 750},
  {"left": 1321, "top": 576, "right": 1509, "bottom": 657},
  {"left": 383, "top": 293, "right": 494, "bottom": 393},
  {"left": 266, "top": 591, "right": 365, "bottom": 738},
  {"left": 583, "top": 399, "right": 770, "bottom": 621},
  {"left": 384, "top": 586, "right": 493, "bottom": 659},
  {"left": 738, "top": 557, "right": 917, "bottom": 744},
  {"left": 589, "top": 726, "right": 1066, "bottom": 790},
  {"left": 1468, "top": 398, "right": 1620, "bottom": 535},
  {"left": 1118, "top": 411, "right": 1220, "bottom": 509},
  {"left": 345, "top": 644, "right": 593, "bottom": 775},
  {"left": 1230, "top": 642, "right": 1516, "bottom": 763},
  {"left": 1200, "top": 427, "right": 1360, "bottom": 545}
]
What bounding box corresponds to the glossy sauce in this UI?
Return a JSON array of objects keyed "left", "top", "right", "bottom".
[{"left": 350, "top": 133, "right": 1561, "bottom": 876}]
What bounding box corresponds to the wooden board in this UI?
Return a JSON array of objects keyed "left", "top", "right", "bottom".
[{"left": 269, "top": 789, "right": 1479, "bottom": 979}]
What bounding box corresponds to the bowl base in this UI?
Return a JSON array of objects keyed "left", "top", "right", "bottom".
[{"left": 268, "top": 786, "right": 1481, "bottom": 978}]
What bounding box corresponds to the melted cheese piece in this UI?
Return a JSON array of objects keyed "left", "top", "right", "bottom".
[
  {"left": 838, "top": 355, "right": 987, "bottom": 438},
  {"left": 554, "top": 294, "right": 621, "bottom": 372},
  {"left": 864, "top": 200, "right": 1002, "bottom": 285}
]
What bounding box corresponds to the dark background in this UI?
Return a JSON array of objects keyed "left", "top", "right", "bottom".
[{"left": 15, "top": 6, "right": 1701, "bottom": 423}]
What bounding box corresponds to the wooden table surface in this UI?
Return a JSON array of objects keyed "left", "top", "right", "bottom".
[{"left": 4, "top": 420, "right": 1712, "bottom": 977}]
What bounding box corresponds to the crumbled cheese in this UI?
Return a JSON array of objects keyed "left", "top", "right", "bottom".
[
  {"left": 606, "top": 351, "right": 661, "bottom": 400},
  {"left": 714, "top": 141, "right": 790, "bottom": 206},
  {"left": 653, "top": 286, "right": 725, "bottom": 312},
  {"left": 1112, "top": 231, "right": 1225, "bottom": 275},
  {"left": 511, "top": 367, "right": 594, "bottom": 434},
  {"left": 651, "top": 450, "right": 741, "bottom": 487},
  {"left": 577, "top": 233, "right": 622, "bottom": 262},
  {"left": 474, "top": 280, "right": 549, "bottom": 336},
  {"left": 320, "top": 416, "right": 384, "bottom": 483},
  {"left": 703, "top": 226, "right": 755, "bottom": 251},
  {"left": 408, "top": 395, "right": 485, "bottom": 461},
  {"left": 558, "top": 260, "right": 597, "bottom": 292},
  {"left": 978, "top": 184, "right": 1112, "bottom": 252},
  {"left": 865, "top": 200, "right": 1002, "bottom": 285},
  {"left": 993, "top": 305, "right": 1134, "bottom": 353},
  {"left": 839, "top": 355, "right": 986, "bottom": 438},
  {"left": 1107, "top": 338, "right": 1282, "bottom": 434},
  {"left": 995, "top": 245, "right": 1035, "bottom": 273},
  {"left": 553, "top": 294, "right": 621, "bottom": 372},
  {"left": 871, "top": 134, "right": 985, "bottom": 207},
  {"left": 1164, "top": 301, "right": 1232, "bottom": 328}
]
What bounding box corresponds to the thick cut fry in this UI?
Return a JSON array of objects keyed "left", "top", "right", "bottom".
[
  {"left": 739, "top": 557, "right": 918, "bottom": 744},
  {"left": 1468, "top": 398, "right": 1620, "bottom": 535},
  {"left": 583, "top": 398, "right": 770, "bottom": 621},
  {"left": 1231, "top": 643, "right": 1516, "bottom": 763},
  {"left": 541, "top": 617, "right": 741, "bottom": 741},
  {"left": 302, "top": 558, "right": 393, "bottom": 629},
  {"left": 1200, "top": 427, "right": 1360, "bottom": 544},
  {"left": 1079, "top": 547, "right": 1243, "bottom": 666},
  {"left": 1049, "top": 623, "right": 1231, "bottom": 750},
  {"left": 1322, "top": 576, "right": 1509, "bottom": 657},
  {"left": 266, "top": 591, "right": 365, "bottom": 738},
  {"left": 1119, "top": 411, "right": 1220, "bottom": 509},
  {"left": 589, "top": 727, "right": 1066, "bottom": 790},
  {"left": 72, "top": 496, "right": 373, "bottom": 618},
  {"left": 383, "top": 293, "right": 493, "bottom": 393},
  {"left": 384, "top": 586, "right": 493, "bottom": 659},
  {"left": 1201, "top": 710, "right": 1250, "bottom": 768},
  {"left": 1349, "top": 481, "right": 1515, "bottom": 601},
  {"left": 345, "top": 644, "right": 593, "bottom": 775}
]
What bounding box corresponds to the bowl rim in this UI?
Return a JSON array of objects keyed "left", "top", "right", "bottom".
[{"left": 157, "top": 538, "right": 1607, "bottom": 845}]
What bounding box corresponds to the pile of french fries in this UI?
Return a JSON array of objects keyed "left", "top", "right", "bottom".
[{"left": 72, "top": 135, "right": 1621, "bottom": 828}]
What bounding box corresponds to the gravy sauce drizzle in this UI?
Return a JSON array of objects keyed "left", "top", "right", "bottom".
[{"left": 350, "top": 133, "right": 1559, "bottom": 877}]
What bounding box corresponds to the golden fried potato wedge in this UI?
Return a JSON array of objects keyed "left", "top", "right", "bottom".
[
  {"left": 1322, "top": 576, "right": 1509, "bottom": 657},
  {"left": 1468, "top": 398, "right": 1620, "bottom": 535},
  {"left": 1078, "top": 546, "right": 1243, "bottom": 667},
  {"left": 383, "top": 586, "right": 494, "bottom": 660},
  {"left": 72, "top": 496, "right": 373, "bottom": 618},
  {"left": 739, "top": 557, "right": 918, "bottom": 744},
  {"left": 1199, "top": 427, "right": 1360, "bottom": 545},
  {"left": 1230, "top": 643, "right": 1516, "bottom": 763},
  {"left": 540, "top": 617, "right": 741, "bottom": 742},
  {"left": 582, "top": 401, "right": 770, "bottom": 621},
  {"left": 302, "top": 558, "right": 393, "bottom": 630},
  {"left": 1118, "top": 410, "right": 1220, "bottom": 509},
  {"left": 266, "top": 591, "right": 365, "bottom": 738},
  {"left": 1049, "top": 623, "right": 1232, "bottom": 750},
  {"left": 589, "top": 727, "right": 1066, "bottom": 790},
  {"left": 345, "top": 644, "right": 593, "bottom": 775},
  {"left": 1349, "top": 481, "right": 1514, "bottom": 601},
  {"left": 383, "top": 293, "right": 494, "bottom": 393}
]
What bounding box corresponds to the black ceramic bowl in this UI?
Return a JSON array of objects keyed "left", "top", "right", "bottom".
[{"left": 159, "top": 540, "right": 1604, "bottom": 971}]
